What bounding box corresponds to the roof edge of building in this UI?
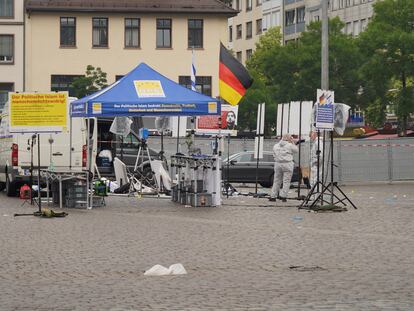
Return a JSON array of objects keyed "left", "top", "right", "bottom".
[{"left": 25, "top": 3, "right": 238, "bottom": 17}]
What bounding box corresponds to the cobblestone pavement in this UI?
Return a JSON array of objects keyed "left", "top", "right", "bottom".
[{"left": 0, "top": 183, "right": 413, "bottom": 311}]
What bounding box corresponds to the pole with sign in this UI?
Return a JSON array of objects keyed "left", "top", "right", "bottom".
[
  {"left": 254, "top": 103, "right": 265, "bottom": 195},
  {"left": 315, "top": 89, "right": 334, "bottom": 130}
]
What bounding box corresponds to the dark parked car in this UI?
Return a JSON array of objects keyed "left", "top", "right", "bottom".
[{"left": 222, "top": 151, "right": 301, "bottom": 188}]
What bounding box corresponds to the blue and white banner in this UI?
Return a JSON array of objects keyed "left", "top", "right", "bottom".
[
  {"left": 316, "top": 89, "right": 334, "bottom": 130},
  {"left": 71, "top": 101, "right": 220, "bottom": 117},
  {"left": 71, "top": 102, "right": 87, "bottom": 116}
]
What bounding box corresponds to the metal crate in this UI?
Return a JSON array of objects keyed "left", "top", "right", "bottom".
[{"left": 187, "top": 193, "right": 213, "bottom": 207}]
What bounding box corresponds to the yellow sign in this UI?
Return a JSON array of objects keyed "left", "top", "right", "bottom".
[
  {"left": 134, "top": 80, "right": 165, "bottom": 98},
  {"left": 92, "top": 103, "right": 102, "bottom": 114},
  {"left": 208, "top": 102, "right": 217, "bottom": 114},
  {"left": 9, "top": 92, "right": 68, "bottom": 133}
]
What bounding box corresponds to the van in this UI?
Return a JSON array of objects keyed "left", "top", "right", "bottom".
[{"left": 0, "top": 99, "right": 97, "bottom": 196}]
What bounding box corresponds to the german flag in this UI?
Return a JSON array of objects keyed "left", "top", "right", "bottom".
[{"left": 219, "top": 43, "right": 253, "bottom": 106}]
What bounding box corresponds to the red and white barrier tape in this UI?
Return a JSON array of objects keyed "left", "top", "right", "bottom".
[{"left": 342, "top": 143, "right": 414, "bottom": 148}]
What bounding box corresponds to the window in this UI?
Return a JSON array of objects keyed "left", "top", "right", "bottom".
[
  {"left": 246, "top": 49, "right": 253, "bottom": 61},
  {"left": 256, "top": 0, "right": 262, "bottom": 6},
  {"left": 188, "top": 19, "right": 203, "bottom": 48},
  {"left": 236, "top": 0, "right": 241, "bottom": 10},
  {"left": 178, "top": 76, "right": 212, "bottom": 96},
  {"left": 229, "top": 25, "right": 233, "bottom": 42},
  {"left": 296, "top": 7, "right": 305, "bottom": 23},
  {"left": 360, "top": 19, "right": 367, "bottom": 32},
  {"left": 156, "top": 19, "right": 172, "bottom": 48},
  {"left": 246, "top": 22, "right": 252, "bottom": 39},
  {"left": 263, "top": 13, "right": 270, "bottom": 30},
  {"left": 92, "top": 18, "right": 108, "bottom": 47},
  {"left": 256, "top": 19, "right": 262, "bottom": 34},
  {"left": 345, "top": 22, "right": 352, "bottom": 34},
  {"left": 338, "top": 0, "right": 344, "bottom": 8},
  {"left": 345, "top": 0, "right": 351, "bottom": 7},
  {"left": 0, "top": 0, "right": 13, "bottom": 18},
  {"left": 60, "top": 17, "right": 76, "bottom": 47},
  {"left": 236, "top": 153, "right": 252, "bottom": 162},
  {"left": 125, "top": 18, "right": 140, "bottom": 48},
  {"left": 236, "top": 51, "right": 242, "bottom": 62},
  {"left": 236, "top": 24, "right": 242, "bottom": 39},
  {"left": 115, "top": 75, "right": 124, "bottom": 81},
  {"left": 0, "top": 83, "right": 13, "bottom": 112},
  {"left": 0, "top": 35, "right": 13, "bottom": 63},
  {"left": 285, "top": 10, "right": 295, "bottom": 26},
  {"left": 272, "top": 10, "right": 281, "bottom": 27},
  {"left": 246, "top": 0, "right": 252, "bottom": 11},
  {"left": 310, "top": 9, "right": 320, "bottom": 21},
  {"left": 353, "top": 20, "right": 360, "bottom": 36},
  {"left": 51, "top": 75, "right": 83, "bottom": 97}
]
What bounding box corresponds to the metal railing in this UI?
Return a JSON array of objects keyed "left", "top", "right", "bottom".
[{"left": 147, "top": 137, "right": 414, "bottom": 183}]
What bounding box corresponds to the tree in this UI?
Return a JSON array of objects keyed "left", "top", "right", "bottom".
[
  {"left": 238, "top": 27, "right": 282, "bottom": 135},
  {"left": 71, "top": 65, "right": 108, "bottom": 98},
  {"left": 358, "top": 0, "right": 414, "bottom": 135},
  {"left": 254, "top": 18, "right": 362, "bottom": 105},
  {"left": 241, "top": 19, "right": 363, "bottom": 134}
]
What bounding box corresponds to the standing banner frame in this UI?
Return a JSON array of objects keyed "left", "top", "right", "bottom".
[{"left": 8, "top": 92, "right": 69, "bottom": 213}]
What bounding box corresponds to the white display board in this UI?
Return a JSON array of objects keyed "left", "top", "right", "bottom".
[
  {"left": 276, "top": 101, "right": 313, "bottom": 139},
  {"left": 254, "top": 103, "right": 265, "bottom": 159},
  {"left": 171, "top": 116, "right": 187, "bottom": 137}
]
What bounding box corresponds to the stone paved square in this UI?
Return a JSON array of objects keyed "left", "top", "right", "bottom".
[{"left": 0, "top": 183, "right": 413, "bottom": 310}]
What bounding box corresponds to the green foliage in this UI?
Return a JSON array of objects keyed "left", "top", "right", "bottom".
[
  {"left": 358, "top": 0, "right": 414, "bottom": 134},
  {"left": 364, "top": 99, "right": 387, "bottom": 128},
  {"left": 71, "top": 65, "right": 108, "bottom": 99},
  {"left": 238, "top": 27, "right": 282, "bottom": 134},
  {"left": 238, "top": 19, "right": 363, "bottom": 134}
]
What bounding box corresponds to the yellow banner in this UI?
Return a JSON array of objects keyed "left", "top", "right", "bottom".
[
  {"left": 10, "top": 93, "right": 67, "bottom": 128},
  {"left": 134, "top": 80, "right": 165, "bottom": 98}
]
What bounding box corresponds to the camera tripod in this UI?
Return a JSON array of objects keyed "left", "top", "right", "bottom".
[
  {"left": 129, "top": 139, "right": 159, "bottom": 196},
  {"left": 299, "top": 131, "right": 357, "bottom": 211}
]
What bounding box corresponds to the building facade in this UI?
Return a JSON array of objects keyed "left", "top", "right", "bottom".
[
  {"left": 25, "top": 0, "right": 236, "bottom": 99},
  {"left": 0, "top": 0, "right": 24, "bottom": 111},
  {"left": 228, "top": 0, "right": 377, "bottom": 52},
  {"left": 283, "top": 0, "right": 306, "bottom": 43},
  {"left": 286, "top": 0, "right": 376, "bottom": 43},
  {"left": 227, "top": 0, "right": 267, "bottom": 65},
  {"left": 327, "top": 0, "right": 375, "bottom": 36}
]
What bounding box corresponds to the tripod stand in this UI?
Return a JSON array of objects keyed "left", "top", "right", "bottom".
[
  {"left": 299, "top": 131, "right": 357, "bottom": 211},
  {"left": 129, "top": 139, "right": 159, "bottom": 196}
]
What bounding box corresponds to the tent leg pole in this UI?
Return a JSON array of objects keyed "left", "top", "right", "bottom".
[
  {"left": 37, "top": 134, "right": 41, "bottom": 213},
  {"left": 176, "top": 117, "right": 180, "bottom": 154}
]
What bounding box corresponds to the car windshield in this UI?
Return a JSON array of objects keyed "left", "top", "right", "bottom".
[{"left": 224, "top": 152, "right": 274, "bottom": 162}]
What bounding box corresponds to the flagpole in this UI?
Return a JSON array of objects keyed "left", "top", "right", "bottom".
[{"left": 190, "top": 47, "right": 196, "bottom": 152}]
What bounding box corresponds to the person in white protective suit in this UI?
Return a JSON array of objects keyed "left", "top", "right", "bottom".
[
  {"left": 269, "top": 134, "right": 298, "bottom": 202},
  {"left": 309, "top": 131, "right": 324, "bottom": 189}
]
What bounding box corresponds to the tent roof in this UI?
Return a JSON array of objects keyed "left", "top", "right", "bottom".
[{"left": 71, "top": 63, "right": 220, "bottom": 117}]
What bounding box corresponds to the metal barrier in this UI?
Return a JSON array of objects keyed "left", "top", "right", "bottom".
[
  {"left": 147, "top": 136, "right": 414, "bottom": 183},
  {"left": 336, "top": 138, "right": 414, "bottom": 183}
]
